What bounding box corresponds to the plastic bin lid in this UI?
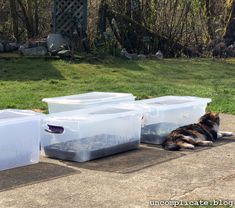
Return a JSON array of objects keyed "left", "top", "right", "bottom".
[
  {"left": 42, "top": 92, "right": 135, "bottom": 105},
  {"left": 44, "top": 104, "right": 142, "bottom": 122},
  {"left": 135, "top": 96, "right": 211, "bottom": 109},
  {"left": 0, "top": 109, "right": 42, "bottom": 124}
]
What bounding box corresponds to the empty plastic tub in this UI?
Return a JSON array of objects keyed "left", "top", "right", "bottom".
[
  {"left": 0, "top": 110, "right": 41, "bottom": 171},
  {"left": 42, "top": 92, "right": 135, "bottom": 113},
  {"left": 41, "top": 105, "right": 142, "bottom": 162},
  {"left": 135, "top": 96, "right": 211, "bottom": 145}
]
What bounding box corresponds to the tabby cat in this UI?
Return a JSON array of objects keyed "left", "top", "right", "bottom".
[{"left": 163, "top": 112, "right": 234, "bottom": 151}]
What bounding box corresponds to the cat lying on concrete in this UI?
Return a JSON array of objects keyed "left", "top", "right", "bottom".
[{"left": 163, "top": 112, "right": 234, "bottom": 151}]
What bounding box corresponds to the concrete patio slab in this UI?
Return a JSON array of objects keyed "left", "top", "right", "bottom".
[{"left": 0, "top": 114, "right": 234, "bottom": 208}]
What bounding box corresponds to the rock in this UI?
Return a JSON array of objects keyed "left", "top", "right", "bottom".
[
  {"left": 21, "top": 46, "right": 48, "bottom": 56},
  {"left": 29, "top": 40, "right": 47, "bottom": 48},
  {"left": 4, "top": 42, "right": 19, "bottom": 52},
  {"left": 57, "top": 50, "right": 72, "bottom": 58},
  {"left": 47, "top": 34, "right": 68, "bottom": 53},
  {"left": 19, "top": 40, "right": 47, "bottom": 52},
  {"left": 120, "top": 49, "right": 148, "bottom": 60},
  {"left": 208, "top": 39, "right": 221, "bottom": 51},
  {"left": 19, "top": 43, "right": 29, "bottom": 53},
  {"left": 137, "top": 54, "right": 146, "bottom": 59},
  {"left": 130, "top": 53, "right": 138, "bottom": 60},
  {"left": 225, "top": 44, "right": 235, "bottom": 57},
  {"left": 212, "top": 42, "right": 226, "bottom": 57},
  {"left": 121, "top": 48, "right": 133, "bottom": 60},
  {"left": 121, "top": 48, "right": 142, "bottom": 60},
  {"left": 155, "top": 50, "right": 163, "bottom": 59},
  {"left": 0, "top": 43, "right": 4, "bottom": 52}
]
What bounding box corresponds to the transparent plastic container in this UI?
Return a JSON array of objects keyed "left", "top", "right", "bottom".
[
  {"left": 41, "top": 105, "right": 142, "bottom": 162},
  {"left": 0, "top": 109, "right": 41, "bottom": 171},
  {"left": 135, "top": 96, "right": 211, "bottom": 144},
  {"left": 42, "top": 92, "right": 135, "bottom": 113}
]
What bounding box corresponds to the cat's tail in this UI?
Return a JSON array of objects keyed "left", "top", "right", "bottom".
[{"left": 162, "top": 137, "right": 181, "bottom": 151}]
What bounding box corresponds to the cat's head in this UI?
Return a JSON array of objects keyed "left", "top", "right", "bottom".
[{"left": 199, "top": 112, "right": 220, "bottom": 131}]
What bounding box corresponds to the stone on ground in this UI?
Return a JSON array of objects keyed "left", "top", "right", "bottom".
[
  {"left": 47, "top": 34, "right": 68, "bottom": 53},
  {"left": 21, "top": 46, "right": 48, "bottom": 56}
]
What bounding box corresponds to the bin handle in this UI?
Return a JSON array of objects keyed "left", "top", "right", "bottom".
[{"left": 45, "top": 125, "right": 64, "bottom": 134}]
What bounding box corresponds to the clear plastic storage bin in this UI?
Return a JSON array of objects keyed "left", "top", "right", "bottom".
[
  {"left": 41, "top": 105, "right": 142, "bottom": 162},
  {"left": 0, "top": 110, "right": 41, "bottom": 171},
  {"left": 42, "top": 92, "right": 135, "bottom": 113},
  {"left": 135, "top": 96, "right": 211, "bottom": 145}
]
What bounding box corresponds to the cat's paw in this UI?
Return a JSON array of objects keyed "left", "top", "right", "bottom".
[
  {"left": 185, "top": 144, "right": 195, "bottom": 149},
  {"left": 222, "top": 132, "right": 234, "bottom": 137},
  {"left": 206, "top": 141, "right": 214, "bottom": 146},
  {"left": 200, "top": 141, "right": 214, "bottom": 146},
  {"left": 218, "top": 131, "right": 234, "bottom": 138},
  {"left": 217, "top": 132, "right": 223, "bottom": 139}
]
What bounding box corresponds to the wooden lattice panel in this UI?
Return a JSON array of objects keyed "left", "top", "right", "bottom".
[{"left": 53, "top": 0, "right": 87, "bottom": 37}]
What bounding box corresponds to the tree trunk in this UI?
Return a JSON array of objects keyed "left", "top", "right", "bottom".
[
  {"left": 104, "top": 5, "right": 200, "bottom": 57},
  {"left": 34, "top": 0, "right": 39, "bottom": 36},
  {"left": 131, "top": 0, "right": 142, "bottom": 23},
  {"left": 224, "top": 0, "right": 235, "bottom": 44},
  {"left": 9, "top": 0, "right": 20, "bottom": 41},
  {"left": 125, "top": 0, "right": 132, "bottom": 18},
  {"left": 205, "top": 0, "right": 216, "bottom": 41},
  {"left": 16, "top": 0, "right": 35, "bottom": 38},
  {"left": 97, "top": 0, "right": 107, "bottom": 36},
  {"left": 27, "top": 0, "right": 35, "bottom": 37}
]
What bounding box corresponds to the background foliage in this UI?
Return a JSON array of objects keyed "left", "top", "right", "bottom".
[{"left": 0, "top": 0, "right": 235, "bottom": 54}]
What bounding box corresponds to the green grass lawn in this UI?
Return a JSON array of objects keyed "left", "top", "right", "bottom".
[{"left": 0, "top": 57, "right": 234, "bottom": 114}]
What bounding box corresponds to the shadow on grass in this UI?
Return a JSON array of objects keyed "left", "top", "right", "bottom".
[
  {"left": 0, "top": 58, "right": 64, "bottom": 81},
  {"left": 75, "top": 56, "right": 146, "bottom": 71},
  {"left": 0, "top": 162, "right": 78, "bottom": 192}
]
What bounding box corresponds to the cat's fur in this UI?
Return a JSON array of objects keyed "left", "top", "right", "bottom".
[{"left": 163, "top": 112, "right": 234, "bottom": 151}]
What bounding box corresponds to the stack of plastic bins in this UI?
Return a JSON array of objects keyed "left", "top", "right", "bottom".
[
  {"left": 0, "top": 110, "right": 41, "bottom": 171},
  {"left": 41, "top": 105, "right": 142, "bottom": 162},
  {"left": 135, "top": 96, "right": 211, "bottom": 145},
  {"left": 42, "top": 92, "right": 135, "bottom": 113}
]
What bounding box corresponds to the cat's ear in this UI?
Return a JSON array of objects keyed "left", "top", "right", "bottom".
[
  {"left": 206, "top": 109, "right": 211, "bottom": 113},
  {"left": 214, "top": 112, "right": 220, "bottom": 117}
]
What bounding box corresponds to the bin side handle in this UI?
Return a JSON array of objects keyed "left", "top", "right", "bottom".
[{"left": 45, "top": 125, "right": 64, "bottom": 134}]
